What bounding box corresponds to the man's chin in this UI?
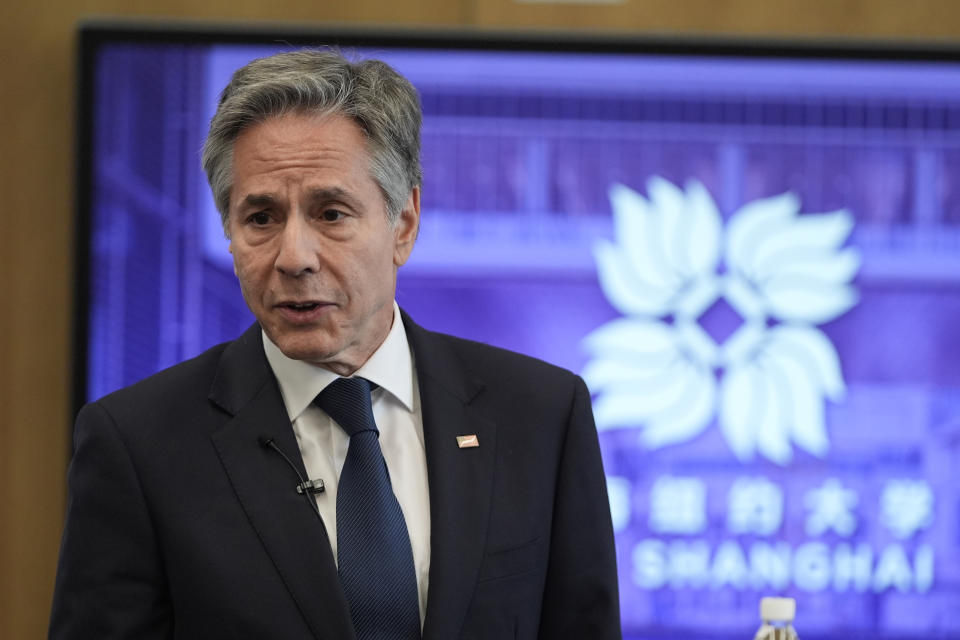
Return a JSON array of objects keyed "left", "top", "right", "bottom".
[
  {"left": 280, "top": 343, "right": 334, "bottom": 363},
  {"left": 268, "top": 331, "right": 338, "bottom": 364},
  {"left": 272, "top": 334, "right": 369, "bottom": 375}
]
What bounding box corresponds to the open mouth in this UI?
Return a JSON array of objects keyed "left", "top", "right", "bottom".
[{"left": 282, "top": 302, "right": 321, "bottom": 311}]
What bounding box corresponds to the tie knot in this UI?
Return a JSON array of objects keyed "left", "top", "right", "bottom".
[{"left": 315, "top": 377, "right": 378, "bottom": 437}]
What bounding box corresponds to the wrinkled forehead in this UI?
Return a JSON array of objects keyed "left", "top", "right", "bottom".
[{"left": 226, "top": 110, "right": 378, "bottom": 191}]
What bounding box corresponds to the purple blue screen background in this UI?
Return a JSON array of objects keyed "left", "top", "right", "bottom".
[{"left": 85, "top": 40, "right": 960, "bottom": 638}]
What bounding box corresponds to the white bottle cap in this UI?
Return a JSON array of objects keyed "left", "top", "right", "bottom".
[{"left": 760, "top": 597, "right": 796, "bottom": 622}]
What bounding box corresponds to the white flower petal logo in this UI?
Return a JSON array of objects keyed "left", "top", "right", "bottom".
[{"left": 583, "top": 177, "right": 860, "bottom": 465}]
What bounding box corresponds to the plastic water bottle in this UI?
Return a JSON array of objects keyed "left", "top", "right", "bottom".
[{"left": 753, "top": 597, "right": 799, "bottom": 640}]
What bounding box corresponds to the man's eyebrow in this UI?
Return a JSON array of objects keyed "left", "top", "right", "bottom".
[
  {"left": 238, "top": 188, "right": 356, "bottom": 210},
  {"left": 307, "top": 186, "right": 351, "bottom": 203},
  {"left": 242, "top": 193, "right": 278, "bottom": 208}
]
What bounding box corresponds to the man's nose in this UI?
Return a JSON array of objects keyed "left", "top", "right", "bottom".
[{"left": 274, "top": 214, "right": 319, "bottom": 276}]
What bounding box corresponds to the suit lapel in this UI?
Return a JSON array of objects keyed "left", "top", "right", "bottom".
[
  {"left": 208, "top": 317, "right": 499, "bottom": 640},
  {"left": 208, "top": 325, "right": 355, "bottom": 640},
  {"left": 404, "top": 313, "right": 497, "bottom": 640}
]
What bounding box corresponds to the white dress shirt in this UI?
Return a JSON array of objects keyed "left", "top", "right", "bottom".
[{"left": 262, "top": 303, "right": 431, "bottom": 622}]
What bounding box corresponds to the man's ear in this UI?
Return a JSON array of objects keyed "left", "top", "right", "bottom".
[
  {"left": 225, "top": 226, "right": 241, "bottom": 277},
  {"left": 393, "top": 186, "right": 420, "bottom": 267}
]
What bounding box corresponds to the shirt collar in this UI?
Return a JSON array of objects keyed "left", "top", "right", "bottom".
[{"left": 262, "top": 302, "right": 415, "bottom": 422}]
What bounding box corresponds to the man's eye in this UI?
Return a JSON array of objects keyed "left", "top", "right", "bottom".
[
  {"left": 248, "top": 211, "right": 271, "bottom": 225},
  {"left": 321, "top": 209, "right": 345, "bottom": 222}
]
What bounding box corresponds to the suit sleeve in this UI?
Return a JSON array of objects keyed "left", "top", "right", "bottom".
[
  {"left": 538, "top": 376, "right": 622, "bottom": 640},
  {"left": 49, "top": 401, "right": 173, "bottom": 639}
]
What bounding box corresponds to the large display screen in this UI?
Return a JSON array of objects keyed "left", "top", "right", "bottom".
[{"left": 77, "top": 26, "right": 960, "bottom": 639}]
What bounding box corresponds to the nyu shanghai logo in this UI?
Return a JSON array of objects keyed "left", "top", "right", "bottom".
[{"left": 583, "top": 177, "right": 860, "bottom": 465}]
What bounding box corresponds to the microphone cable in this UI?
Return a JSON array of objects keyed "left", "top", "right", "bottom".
[{"left": 257, "top": 436, "right": 325, "bottom": 524}]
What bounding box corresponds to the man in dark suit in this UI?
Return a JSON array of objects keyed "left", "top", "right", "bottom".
[{"left": 50, "top": 50, "right": 620, "bottom": 639}]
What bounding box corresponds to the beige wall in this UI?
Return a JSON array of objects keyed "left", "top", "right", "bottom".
[
  {"left": 1, "top": 1, "right": 957, "bottom": 637},
  {"left": 477, "top": 0, "right": 960, "bottom": 38}
]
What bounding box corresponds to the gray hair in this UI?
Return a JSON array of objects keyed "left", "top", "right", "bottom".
[{"left": 201, "top": 49, "right": 422, "bottom": 231}]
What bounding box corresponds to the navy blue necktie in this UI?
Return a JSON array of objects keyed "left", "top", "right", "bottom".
[{"left": 316, "top": 377, "right": 420, "bottom": 640}]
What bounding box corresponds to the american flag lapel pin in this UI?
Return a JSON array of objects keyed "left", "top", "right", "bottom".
[{"left": 456, "top": 434, "right": 479, "bottom": 448}]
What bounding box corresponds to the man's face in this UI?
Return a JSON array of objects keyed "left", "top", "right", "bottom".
[{"left": 227, "top": 112, "right": 419, "bottom": 375}]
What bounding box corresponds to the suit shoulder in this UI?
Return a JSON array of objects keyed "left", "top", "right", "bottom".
[
  {"left": 425, "top": 330, "right": 581, "bottom": 391},
  {"left": 91, "top": 338, "right": 233, "bottom": 414}
]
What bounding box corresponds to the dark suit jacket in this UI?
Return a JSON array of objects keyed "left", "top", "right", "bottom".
[{"left": 50, "top": 312, "right": 621, "bottom": 639}]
